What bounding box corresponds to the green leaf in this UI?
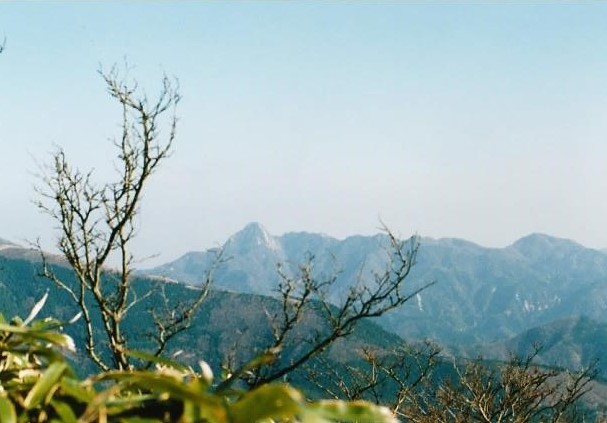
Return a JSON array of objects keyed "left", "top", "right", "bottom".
[
  {"left": 229, "top": 384, "right": 303, "bottom": 423},
  {"left": 0, "top": 322, "right": 29, "bottom": 334},
  {"left": 306, "top": 400, "right": 398, "bottom": 423},
  {"left": 23, "top": 362, "right": 67, "bottom": 409},
  {"left": 125, "top": 349, "right": 190, "bottom": 372},
  {"left": 50, "top": 399, "right": 78, "bottom": 423},
  {"left": 102, "top": 394, "right": 159, "bottom": 416},
  {"left": 0, "top": 396, "right": 17, "bottom": 423},
  {"left": 59, "top": 378, "right": 95, "bottom": 404},
  {"left": 0, "top": 323, "right": 75, "bottom": 350},
  {"left": 100, "top": 371, "right": 202, "bottom": 402},
  {"left": 176, "top": 391, "right": 228, "bottom": 423},
  {"left": 33, "top": 332, "right": 75, "bottom": 351},
  {"left": 215, "top": 349, "right": 278, "bottom": 393},
  {"left": 95, "top": 372, "right": 229, "bottom": 423},
  {"left": 30, "top": 317, "right": 63, "bottom": 332}
]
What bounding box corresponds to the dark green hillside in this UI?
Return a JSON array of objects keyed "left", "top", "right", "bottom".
[
  {"left": 0, "top": 254, "right": 71, "bottom": 320},
  {"left": 0, "top": 251, "right": 408, "bottom": 385},
  {"left": 473, "top": 316, "right": 607, "bottom": 378},
  {"left": 4, "top": 245, "right": 606, "bottom": 415}
]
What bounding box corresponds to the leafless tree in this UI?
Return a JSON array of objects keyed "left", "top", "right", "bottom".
[
  {"left": 308, "top": 343, "right": 596, "bottom": 423},
  {"left": 307, "top": 340, "right": 441, "bottom": 409},
  {"left": 306, "top": 337, "right": 596, "bottom": 423},
  {"left": 398, "top": 347, "right": 597, "bottom": 423},
  {"left": 217, "top": 229, "right": 436, "bottom": 390},
  {"left": 36, "top": 66, "right": 215, "bottom": 371}
]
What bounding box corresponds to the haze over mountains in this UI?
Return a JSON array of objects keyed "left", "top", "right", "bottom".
[
  {"left": 3, "top": 223, "right": 607, "bottom": 377},
  {"left": 0, "top": 235, "right": 410, "bottom": 387},
  {"left": 144, "top": 222, "right": 607, "bottom": 373}
]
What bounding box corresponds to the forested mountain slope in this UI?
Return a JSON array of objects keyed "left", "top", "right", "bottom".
[
  {"left": 0, "top": 245, "right": 407, "bottom": 383},
  {"left": 146, "top": 223, "right": 607, "bottom": 346}
]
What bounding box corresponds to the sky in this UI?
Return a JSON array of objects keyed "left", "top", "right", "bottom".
[{"left": 2, "top": 3, "right": 607, "bottom": 267}]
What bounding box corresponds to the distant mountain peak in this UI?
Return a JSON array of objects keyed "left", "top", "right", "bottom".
[
  {"left": 236, "top": 222, "right": 271, "bottom": 241},
  {"left": 227, "top": 222, "right": 281, "bottom": 252},
  {"left": 516, "top": 233, "right": 561, "bottom": 242},
  {"left": 241, "top": 221, "right": 268, "bottom": 234},
  {"left": 511, "top": 233, "right": 583, "bottom": 251}
]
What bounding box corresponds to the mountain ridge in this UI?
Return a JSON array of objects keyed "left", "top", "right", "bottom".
[
  {"left": 142, "top": 223, "right": 607, "bottom": 350},
  {"left": 149, "top": 229, "right": 603, "bottom": 268},
  {"left": 5, "top": 224, "right": 607, "bottom": 382}
]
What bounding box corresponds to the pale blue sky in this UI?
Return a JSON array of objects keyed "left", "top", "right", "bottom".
[{"left": 2, "top": 3, "right": 607, "bottom": 265}]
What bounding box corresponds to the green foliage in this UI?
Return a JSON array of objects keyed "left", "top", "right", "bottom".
[{"left": 0, "top": 298, "right": 397, "bottom": 423}]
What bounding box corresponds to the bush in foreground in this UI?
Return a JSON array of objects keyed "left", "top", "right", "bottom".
[{"left": 0, "top": 296, "right": 396, "bottom": 423}]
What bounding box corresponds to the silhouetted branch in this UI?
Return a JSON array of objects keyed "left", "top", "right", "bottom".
[
  {"left": 234, "top": 227, "right": 434, "bottom": 388},
  {"left": 35, "top": 65, "right": 196, "bottom": 371}
]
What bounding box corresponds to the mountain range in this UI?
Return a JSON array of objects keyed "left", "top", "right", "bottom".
[
  {"left": 144, "top": 222, "right": 607, "bottom": 374},
  {"left": 3, "top": 224, "right": 607, "bottom": 378},
  {"left": 0, "top": 241, "right": 406, "bottom": 387}
]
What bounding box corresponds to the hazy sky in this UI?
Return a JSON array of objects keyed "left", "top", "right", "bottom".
[{"left": 2, "top": 3, "right": 607, "bottom": 266}]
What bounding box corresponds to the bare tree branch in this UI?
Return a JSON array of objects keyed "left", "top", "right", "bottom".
[
  {"left": 35, "top": 65, "right": 207, "bottom": 371},
  {"left": 225, "top": 227, "right": 435, "bottom": 389},
  {"left": 147, "top": 248, "right": 225, "bottom": 364},
  {"left": 397, "top": 346, "right": 597, "bottom": 423}
]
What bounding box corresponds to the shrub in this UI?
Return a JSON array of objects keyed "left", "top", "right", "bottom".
[{"left": 0, "top": 295, "right": 397, "bottom": 423}]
